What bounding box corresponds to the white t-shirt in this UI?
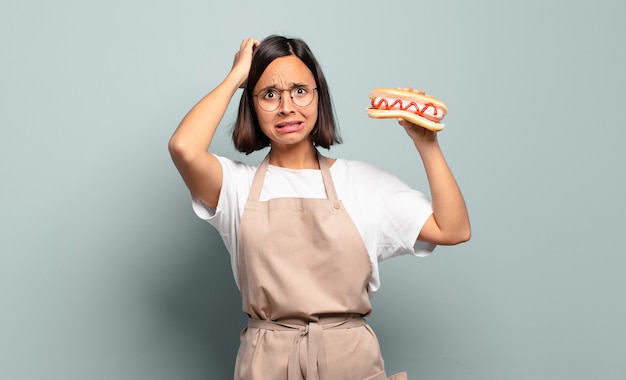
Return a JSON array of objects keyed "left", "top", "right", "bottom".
[{"left": 192, "top": 155, "right": 436, "bottom": 296}]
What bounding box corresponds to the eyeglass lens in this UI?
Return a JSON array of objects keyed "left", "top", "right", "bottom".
[{"left": 256, "top": 87, "right": 316, "bottom": 111}]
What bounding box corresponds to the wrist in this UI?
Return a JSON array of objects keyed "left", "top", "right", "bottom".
[
  {"left": 227, "top": 66, "right": 249, "bottom": 89},
  {"left": 414, "top": 138, "right": 441, "bottom": 157}
]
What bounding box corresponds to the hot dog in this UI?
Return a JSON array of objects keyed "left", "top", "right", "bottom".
[{"left": 367, "top": 88, "right": 448, "bottom": 131}]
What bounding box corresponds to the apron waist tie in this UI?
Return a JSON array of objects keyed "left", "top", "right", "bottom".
[{"left": 248, "top": 316, "right": 367, "bottom": 380}]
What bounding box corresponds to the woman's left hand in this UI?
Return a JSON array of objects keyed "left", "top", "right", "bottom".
[{"left": 395, "top": 87, "right": 438, "bottom": 146}]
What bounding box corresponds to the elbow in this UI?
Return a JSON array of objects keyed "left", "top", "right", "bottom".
[
  {"left": 168, "top": 135, "right": 195, "bottom": 164},
  {"left": 168, "top": 135, "right": 183, "bottom": 158},
  {"left": 457, "top": 227, "right": 472, "bottom": 244},
  {"left": 450, "top": 225, "right": 471, "bottom": 245},
  {"left": 420, "top": 215, "right": 471, "bottom": 246},
  {"left": 439, "top": 225, "right": 471, "bottom": 246}
]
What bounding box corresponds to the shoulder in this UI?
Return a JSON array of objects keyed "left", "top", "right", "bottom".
[
  {"left": 332, "top": 158, "right": 399, "bottom": 183},
  {"left": 330, "top": 158, "right": 406, "bottom": 201},
  {"left": 333, "top": 157, "right": 385, "bottom": 174}
]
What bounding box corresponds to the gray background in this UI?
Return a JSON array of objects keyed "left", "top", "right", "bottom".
[{"left": 1, "top": 0, "right": 625, "bottom": 379}]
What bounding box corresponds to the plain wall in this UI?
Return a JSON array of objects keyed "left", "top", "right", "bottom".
[{"left": 1, "top": 0, "right": 625, "bottom": 379}]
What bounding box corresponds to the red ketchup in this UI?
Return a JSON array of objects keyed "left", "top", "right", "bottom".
[{"left": 371, "top": 98, "right": 438, "bottom": 118}]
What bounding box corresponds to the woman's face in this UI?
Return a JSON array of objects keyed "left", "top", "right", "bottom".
[{"left": 252, "top": 55, "right": 318, "bottom": 149}]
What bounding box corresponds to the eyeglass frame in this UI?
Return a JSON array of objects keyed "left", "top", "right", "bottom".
[{"left": 252, "top": 85, "right": 318, "bottom": 112}]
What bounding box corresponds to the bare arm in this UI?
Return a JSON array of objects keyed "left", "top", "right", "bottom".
[
  {"left": 168, "top": 38, "right": 259, "bottom": 208},
  {"left": 397, "top": 91, "right": 471, "bottom": 245}
]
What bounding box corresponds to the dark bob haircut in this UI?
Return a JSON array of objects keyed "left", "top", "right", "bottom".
[{"left": 233, "top": 35, "right": 341, "bottom": 154}]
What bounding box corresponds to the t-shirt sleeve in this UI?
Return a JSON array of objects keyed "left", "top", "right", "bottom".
[
  {"left": 190, "top": 155, "right": 253, "bottom": 257},
  {"left": 376, "top": 171, "right": 436, "bottom": 261},
  {"left": 191, "top": 155, "right": 236, "bottom": 221}
]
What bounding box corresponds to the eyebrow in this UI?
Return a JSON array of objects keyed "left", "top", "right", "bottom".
[{"left": 259, "top": 82, "right": 312, "bottom": 91}]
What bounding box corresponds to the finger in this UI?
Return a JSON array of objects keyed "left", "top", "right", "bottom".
[
  {"left": 239, "top": 38, "right": 256, "bottom": 52},
  {"left": 397, "top": 118, "right": 410, "bottom": 128}
]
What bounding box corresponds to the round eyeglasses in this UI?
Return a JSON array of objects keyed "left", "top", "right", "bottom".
[{"left": 253, "top": 86, "right": 317, "bottom": 112}]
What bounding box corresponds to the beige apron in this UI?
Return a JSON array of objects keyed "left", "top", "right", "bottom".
[{"left": 234, "top": 151, "right": 408, "bottom": 380}]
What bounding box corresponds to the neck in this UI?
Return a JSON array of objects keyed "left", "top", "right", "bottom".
[{"left": 268, "top": 142, "right": 319, "bottom": 169}]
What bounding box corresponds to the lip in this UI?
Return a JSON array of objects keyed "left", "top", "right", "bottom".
[{"left": 275, "top": 120, "right": 305, "bottom": 134}]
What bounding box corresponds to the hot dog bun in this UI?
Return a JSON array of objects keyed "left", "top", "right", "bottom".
[{"left": 367, "top": 88, "right": 447, "bottom": 132}]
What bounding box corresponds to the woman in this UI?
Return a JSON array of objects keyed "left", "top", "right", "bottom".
[{"left": 169, "top": 35, "right": 470, "bottom": 380}]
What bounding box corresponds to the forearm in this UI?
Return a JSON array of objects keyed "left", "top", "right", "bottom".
[
  {"left": 415, "top": 139, "right": 471, "bottom": 244},
  {"left": 169, "top": 72, "right": 242, "bottom": 161}
]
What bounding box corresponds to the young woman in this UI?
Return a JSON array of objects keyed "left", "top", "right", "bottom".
[{"left": 169, "top": 35, "right": 470, "bottom": 380}]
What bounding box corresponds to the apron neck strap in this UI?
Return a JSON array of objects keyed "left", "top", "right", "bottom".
[
  {"left": 248, "top": 155, "right": 270, "bottom": 201},
  {"left": 247, "top": 149, "right": 338, "bottom": 201},
  {"left": 318, "top": 151, "right": 338, "bottom": 201}
]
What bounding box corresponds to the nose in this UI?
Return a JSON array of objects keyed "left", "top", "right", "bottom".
[{"left": 278, "top": 89, "right": 295, "bottom": 114}]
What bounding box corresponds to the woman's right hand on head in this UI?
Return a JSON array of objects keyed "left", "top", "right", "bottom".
[{"left": 231, "top": 38, "right": 260, "bottom": 88}]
